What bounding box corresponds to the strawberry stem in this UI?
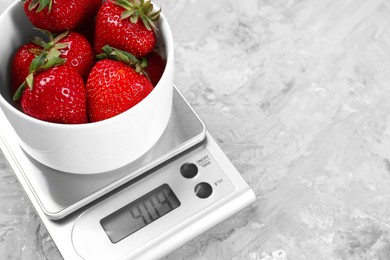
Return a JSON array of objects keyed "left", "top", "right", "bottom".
[
  {"left": 97, "top": 45, "right": 149, "bottom": 75},
  {"left": 13, "top": 29, "right": 69, "bottom": 101},
  {"left": 30, "top": 29, "right": 70, "bottom": 52},
  {"left": 114, "top": 0, "right": 161, "bottom": 34},
  {"left": 25, "top": 0, "right": 53, "bottom": 13}
]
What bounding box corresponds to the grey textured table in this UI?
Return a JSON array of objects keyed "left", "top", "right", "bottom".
[{"left": 2, "top": 0, "right": 390, "bottom": 259}]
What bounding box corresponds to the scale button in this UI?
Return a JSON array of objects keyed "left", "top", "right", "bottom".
[
  {"left": 180, "top": 163, "right": 198, "bottom": 178},
  {"left": 194, "top": 182, "right": 213, "bottom": 199}
]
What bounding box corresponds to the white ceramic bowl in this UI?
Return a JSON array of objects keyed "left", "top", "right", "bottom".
[{"left": 0, "top": 1, "right": 174, "bottom": 174}]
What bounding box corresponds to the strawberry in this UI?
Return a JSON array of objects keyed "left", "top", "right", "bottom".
[
  {"left": 86, "top": 46, "right": 154, "bottom": 122},
  {"left": 94, "top": 0, "right": 161, "bottom": 57},
  {"left": 11, "top": 42, "right": 38, "bottom": 97},
  {"left": 144, "top": 51, "right": 166, "bottom": 86},
  {"left": 23, "top": 0, "right": 102, "bottom": 33},
  {"left": 12, "top": 34, "right": 88, "bottom": 124},
  {"left": 11, "top": 30, "right": 94, "bottom": 92},
  {"left": 20, "top": 66, "right": 88, "bottom": 124},
  {"left": 54, "top": 31, "right": 95, "bottom": 80}
]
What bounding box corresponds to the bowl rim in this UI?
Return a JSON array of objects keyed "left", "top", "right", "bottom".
[{"left": 0, "top": 0, "right": 174, "bottom": 130}]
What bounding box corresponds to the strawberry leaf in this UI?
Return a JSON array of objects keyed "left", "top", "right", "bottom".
[
  {"left": 30, "top": 36, "right": 47, "bottom": 48},
  {"left": 54, "top": 42, "right": 70, "bottom": 50},
  {"left": 140, "top": 15, "right": 151, "bottom": 31},
  {"left": 47, "top": 48, "right": 61, "bottom": 59},
  {"left": 149, "top": 8, "right": 161, "bottom": 21},
  {"left": 28, "top": 0, "right": 53, "bottom": 13},
  {"left": 40, "top": 56, "right": 65, "bottom": 71},
  {"left": 29, "top": 48, "right": 44, "bottom": 56},
  {"left": 40, "top": 29, "right": 55, "bottom": 43},
  {"left": 114, "top": 0, "right": 161, "bottom": 34},
  {"left": 28, "top": 0, "right": 40, "bottom": 11},
  {"left": 29, "top": 53, "right": 47, "bottom": 74},
  {"left": 97, "top": 45, "right": 148, "bottom": 75},
  {"left": 12, "top": 72, "right": 35, "bottom": 101},
  {"left": 115, "top": 0, "right": 132, "bottom": 10},
  {"left": 37, "top": 0, "right": 52, "bottom": 12},
  {"left": 121, "top": 10, "right": 134, "bottom": 20},
  {"left": 13, "top": 81, "right": 28, "bottom": 101},
  {"left": 31, "top": 29, "right": 70, "bottom": 52},
  {"left": 142, "top": 1, "right": 153, "bottom": 15},
  {"left": 53, "top": 30, "right": 69, "bottom": 43},
  {"left": 25, "top": 73, "right": 34, "bottom": 90},
  {"left": 130, "top": 13, "right": 139, "bottom": 24}
]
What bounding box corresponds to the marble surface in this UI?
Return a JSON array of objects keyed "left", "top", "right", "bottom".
[{"left": 2, "top": 0, "right": 390, "bottom": 259}]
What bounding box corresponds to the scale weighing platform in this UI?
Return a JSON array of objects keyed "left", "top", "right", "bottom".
[{"left": 0, "top": 86, "right": 256, "bottom": 260}]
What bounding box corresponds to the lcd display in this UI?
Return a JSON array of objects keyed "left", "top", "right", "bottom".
[{"left": 101, "top": 184, "right": 181, "bottom": 243}]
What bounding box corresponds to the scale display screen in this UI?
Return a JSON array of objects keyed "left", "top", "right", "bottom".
[{"left": 101, "top": 184, "right": 181, "bottom": 243}]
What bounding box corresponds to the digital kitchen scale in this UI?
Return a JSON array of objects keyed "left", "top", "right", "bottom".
[{"left": 0, "top": 85, "right": 256, "bottom": 260}]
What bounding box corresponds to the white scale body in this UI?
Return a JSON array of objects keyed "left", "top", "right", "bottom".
[{"left": 0, "top": 86, "right": 256, "bottom": 260}]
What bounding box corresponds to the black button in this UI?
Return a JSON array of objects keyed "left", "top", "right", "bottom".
[
  {"left": 194, "top": 182, "right": 213, "bottom": 199},
  {"left": 180, "top": 163, "right": 198, "bottom": 178}
]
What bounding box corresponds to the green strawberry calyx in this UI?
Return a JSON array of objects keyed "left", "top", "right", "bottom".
[
  {"left": 29, "top": 29, "right": 70, "bottom": 57},
  {"left": 13, "top": 30, "right": 69, "bottom": 101},
  {"left": 24, "top": 0, "right": 53, "bottom": 13},
  {"left": 114, "top": 0, "right": 161, "bottom": 33},
  {"left": 97, "top": 45, "right": 149, "bottom": 76}
]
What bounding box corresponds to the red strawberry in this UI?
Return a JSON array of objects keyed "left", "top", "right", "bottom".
[
  {"left": 144, "top": 51, "right": 166, "bottom": 86},
  {"left": 11, "top": 42, "right": 38, "bottom": 96},
  {"left": 94, "top": 0, "right": 161, "bottom": 57},
  {"left": 86, "top": 59, "right": 153, "bottom": 122},
  {"left": 56, "top": 31, "right": 95, "bottom": 80},
  {"left": 11, "top": 30, "right": 94, "bottom": 92},
  {"left": 20, "top": 66, "right": 87, "bottom": 124},
  {"left": 23, "top": 0, "right": 102, "bottom": 33}
]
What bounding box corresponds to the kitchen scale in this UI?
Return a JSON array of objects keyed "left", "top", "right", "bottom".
[{"left": 0, "top": 85, "right": 256, "bottom": 260}]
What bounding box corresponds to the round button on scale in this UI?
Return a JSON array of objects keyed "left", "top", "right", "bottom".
[
  {"left": 180, "top": 163, "right": 198, "bottom": 178},
  {"left": 194, "top": 182, "right": 213, "bottom": 199}
]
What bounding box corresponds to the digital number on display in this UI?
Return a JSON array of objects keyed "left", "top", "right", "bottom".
[{"left": 101, "top": 184, "right": 181, "bottom": 243}]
